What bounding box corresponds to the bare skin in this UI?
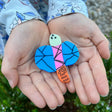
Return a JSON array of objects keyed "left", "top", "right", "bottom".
[
  {"left": 48, "top": 13, "right": 110, "bottom": 105},
  {"left": 1, "top": 20, "right": 65, "bottom": 109},
  {"left": 1, "top": 13, "right": 110, "bottom": 109}
]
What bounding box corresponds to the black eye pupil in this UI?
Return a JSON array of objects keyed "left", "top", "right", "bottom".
[{"left": 51, "top": 34, "right": 56, "bottom": 39}]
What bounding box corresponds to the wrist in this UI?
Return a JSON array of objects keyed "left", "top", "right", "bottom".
[{"left": 48, "top": 13, "right": 87, "bottom": 27}]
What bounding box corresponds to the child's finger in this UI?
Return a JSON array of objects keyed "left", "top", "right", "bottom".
[
  {"left": 1, "top": 44, "right": 19, "bottom": 88},
  {"left": 78, "top": 62, "right": 100, "bottom": 104},
  {"left": 52, "top": 72, "right": 67, "bottom": 95},
  {"left": 90, "top": 23, "right": 110, "bottom": 59},
  {"left": 66, "top": 67, "right": 75, "bottom": 93},
  {"left": 89, "top": 53, "right": 109, "bottom": 96},
  {"left": 70, "top": 65, "right": 90, "bottom": 105},
  {"left": 30, "top": 71, "right": 58, "bottom": 110},
  {"left": 42, "top": 71, "right": 64, "bottom": 106},
  {"left": 18, "top": 75, "right": 46, "bottom": 108}
]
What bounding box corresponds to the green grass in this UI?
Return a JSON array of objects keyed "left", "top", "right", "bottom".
[{"left": 0, "top": 34, "right": 112, "bottom": 112}]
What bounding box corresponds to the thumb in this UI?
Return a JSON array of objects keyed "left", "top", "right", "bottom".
[
  {"left": 1, "top": 41, "right": 19, "bottom": 88},
  {"left": 91, "top": 24, "right": 110, "bottom": 59}
]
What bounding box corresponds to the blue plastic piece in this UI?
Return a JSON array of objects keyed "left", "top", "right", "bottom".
[
  {"left": 35, "top": 41, "right": 79, "bottom": 73},
  {"left": 35, "top": 45, "right": 56, "bottom": 72},
  {"left": 62, "top": 41, "right": 79, "bottom": 66}
]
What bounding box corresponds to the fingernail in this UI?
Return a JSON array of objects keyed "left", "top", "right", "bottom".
[
  {"left": 87, "top": 103, "right": 91, "bottom": 105},
  {"left": 101, "top": 94, "right": 108, "bottom": 97},
  {"left": 8, "top": 80, "right": 14, "bottom": 88},
  {"left": 58, "top": 104, "right": 62, "bottom": 107},
  {"left": 50, "top": 107, "right": 57, "bottom": 110}
]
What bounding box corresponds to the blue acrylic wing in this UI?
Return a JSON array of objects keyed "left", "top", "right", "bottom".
[
  {"left": 35, "top": 45, "right": 56, "bottom": 72},
  {"left": 62, "top": 41, "right": 79, "bottom": 66}
]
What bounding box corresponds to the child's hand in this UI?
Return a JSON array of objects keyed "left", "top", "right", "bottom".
[
  {"left": 48, "top": 13, "right": 110, "bottom": 105},
  {"left": 1, "top": 20, "right": 65, "bottom": 109}
]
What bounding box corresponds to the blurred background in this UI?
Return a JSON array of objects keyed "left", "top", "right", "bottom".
[
  {"left": 0, "top": 0, "right": 112, "bottom": 112},
  {"left": 87, "top": 0, "right": 112, "bottom": 34}
]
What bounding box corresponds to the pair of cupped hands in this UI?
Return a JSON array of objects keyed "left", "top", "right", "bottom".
[{"left": 1, "top": 14, "right": 110, "bottom": 110}]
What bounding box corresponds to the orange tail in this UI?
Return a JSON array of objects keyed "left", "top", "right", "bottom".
[{"left": 56, "top": 65, "right": 70, "bottom": 83}]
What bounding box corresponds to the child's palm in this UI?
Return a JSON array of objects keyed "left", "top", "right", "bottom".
[
  {"left": 1, "top": 20, "right": 65, "bottom": 109},
  {"left": 48, "top": 14, "right": 110, "bottom": 105}
]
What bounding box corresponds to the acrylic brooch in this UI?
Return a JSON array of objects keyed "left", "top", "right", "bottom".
[{"left": 35, "top": 34, "right": 79, "bottom": 83}]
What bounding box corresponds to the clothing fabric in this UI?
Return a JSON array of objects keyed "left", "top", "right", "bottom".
[{"left": 0, "top": 0, "right": 88, "bottom": 55}]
